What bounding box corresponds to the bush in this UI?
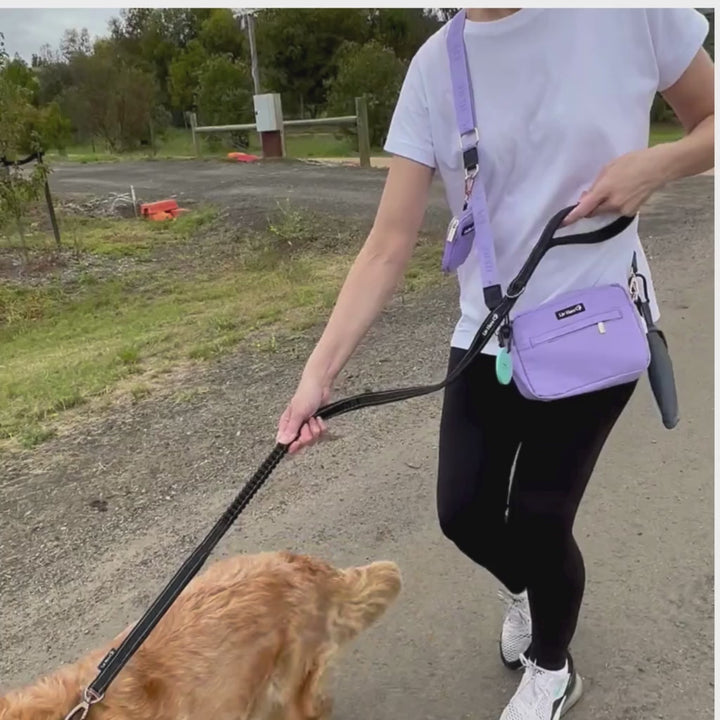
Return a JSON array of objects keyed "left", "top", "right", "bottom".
[{"left": 326, "top": 40, "right": 406, "bottom": 148}]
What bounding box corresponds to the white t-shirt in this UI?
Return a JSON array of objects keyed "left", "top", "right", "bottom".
[{"left": 384, "top": 8, "right": 708, "bottom": 353}]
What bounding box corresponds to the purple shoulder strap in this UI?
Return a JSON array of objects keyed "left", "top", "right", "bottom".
[{"left": 446, "top": 10, "right": 502, "bottom": 308}]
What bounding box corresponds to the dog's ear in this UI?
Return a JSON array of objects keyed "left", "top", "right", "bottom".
[{"left": 331, "top": 561, "right": 401, "bottom": 641}]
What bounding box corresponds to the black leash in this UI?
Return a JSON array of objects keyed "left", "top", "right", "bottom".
[{"left": 64, "top": 206, "right": 633, "bottom": 719}]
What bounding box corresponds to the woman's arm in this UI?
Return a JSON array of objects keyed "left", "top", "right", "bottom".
[
  {"left": 653, "top": 47, "right": 714, "bottom": 182},
  {"left": 303, "top": 156, "right": 434, "bottom": 386},
  {"left": 564, "top": 47, "right": 714, "bottom": 224},
  {"left": 276, "top": 155, "right": 434, "bottom": 451}
]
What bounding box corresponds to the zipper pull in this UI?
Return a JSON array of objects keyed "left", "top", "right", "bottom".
[{"left": 445, "top": 216, "right": 460, "bottom": 244}]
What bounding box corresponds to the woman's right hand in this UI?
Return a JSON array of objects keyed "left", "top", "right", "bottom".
[{"left": 276, "top": 374, "right": 330, "bottom": 454}]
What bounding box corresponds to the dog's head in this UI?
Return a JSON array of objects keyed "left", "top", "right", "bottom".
[{"left": 329, "top": 560, "right": 402, "bottom": 643}]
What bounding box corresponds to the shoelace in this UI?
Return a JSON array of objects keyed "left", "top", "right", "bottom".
[{"left": 517, "top": 655, "right": 569, "bottom": 709}]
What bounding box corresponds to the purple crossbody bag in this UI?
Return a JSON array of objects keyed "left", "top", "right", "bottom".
[{"left": 442, "top": 10, "right": 650, "bottom": 401}]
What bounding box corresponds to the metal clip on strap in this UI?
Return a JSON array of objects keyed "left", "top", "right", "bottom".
[{"left": 64, "top": 689, "right": 103, "bottom": 720}]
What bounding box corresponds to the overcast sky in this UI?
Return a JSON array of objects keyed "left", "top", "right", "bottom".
[{"left": 0, "top": 8, "right": 120, "bottom": 62}]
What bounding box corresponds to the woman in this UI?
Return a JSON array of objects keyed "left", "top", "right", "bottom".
[{"left": 276, "top": 8, "right": 713, "bottom": 719}]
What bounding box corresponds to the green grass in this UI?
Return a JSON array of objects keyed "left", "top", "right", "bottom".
[
  {"left": 48, "top": 122, "right": 682, "bottom": 164},
  {"left": 0, "top": 263, "right": 340, "bottom": 447},
  {"left": 47, "top": 127, "right": 367, "bottom": 163},
  {"left": 649, "top": 123, "right": 684, "bottom": 146},
  {"left": 0, "top": 209, "right": 443, "bottom": 450},
  {"left": 6, "top": 206, "right": 219, "bottom": 260}
]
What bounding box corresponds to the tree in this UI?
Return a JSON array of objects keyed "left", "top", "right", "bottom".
[
  {"left": 0, "top": 7, "right": 480, "bottom": 159},
  {"left": 0, "top": 72, "right": 49, "bottom": 259},
  {"left": 702, "top": 8, "right": 714, "bottom": 59},
  {"left": 198, "top": 9, "right": 246, "bottom": 59},
  {"left": 255, "top": 8, "right": 369, "bottom": 117},
  {"left": 168, "top": 39, "right": 209, "bottom": 113},
  {"left": 195, "top": 55, "right": 253, "bottom": 149},
  {"left": 0, "top": 75, "right": 34, "bottom": 157},
  {"left": 2, "top": 58, "right": 39, "bottom": 105},
  {"left": 195, "top": 54, "right": 253, "bottom": 126},
  {"left": 60, "top": 28, "right": 92, "bottom": 61},
  {"left": 36, "top": 102, "right": 73, "bottom": 154},
  {"left": 0, "top": 36, "right": 71, "bottom": 155},
  {"left": 31, "top": 43, "right": 58, "bottom": 68},
  {"left": 326, "top": 40, "right": 406, "bottom": 147},
  {"left": 368, "top": 9, "right": 443, "bottom": 60},
  {"left": 58, "top": 39, "right": 159, "bottom": 152},
  {"left": 35, "top": 56, "right": 73, "bottom": 106},
  {"left": 110, "top": 8, "right": 212, "bottom": 112},
  {"left": 436, "top": 8, "right": 461, "bottom": 23}
]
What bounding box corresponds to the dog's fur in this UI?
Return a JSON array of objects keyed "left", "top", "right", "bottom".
[{"left": 0, "top": 551, "right": 402, "bottom": 720}]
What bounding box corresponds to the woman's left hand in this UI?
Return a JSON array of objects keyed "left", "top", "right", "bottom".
[{"left": 563, "top": 145, "right": 672, "bottom": 225}]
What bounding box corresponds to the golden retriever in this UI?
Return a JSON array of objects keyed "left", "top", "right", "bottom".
[{"left": 0, "top": 551, "right": 402, "bottom": 720}]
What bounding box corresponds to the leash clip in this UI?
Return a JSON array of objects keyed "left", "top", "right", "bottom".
[
  {"left": 64, "top": 688, "right": 104, "bottom": 720},
  {"left": 463, "top": 168, "right": 478, "bottom": 199},
  {"left": 629, "top": 274, "right": 640, "bottom": 302},
  {"left": 629, "top": 269, "right": 648, "bottom": 305}
]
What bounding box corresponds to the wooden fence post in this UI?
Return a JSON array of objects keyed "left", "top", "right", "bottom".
[
  {"left": 149, "top": 117, "right": 156, "bottom": 157},
  {"left": 190, "top": 112, "right": 199, "bottom": 157},
  {"left": 355, "top": 96, "right": 371, "bottom": 169},
  {"left": 38, "top": 153, "right": 61, "bottom": 250}
]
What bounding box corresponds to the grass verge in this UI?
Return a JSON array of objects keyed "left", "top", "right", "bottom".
[
  {"left": 46, "top": 128, "right": 379, "bottom": 163},
  {"left": 0, "top": 205, "right": 444, "bottom": 451},
  {"left": 47, "top": 123, "right": 683, "bottom": 164}
]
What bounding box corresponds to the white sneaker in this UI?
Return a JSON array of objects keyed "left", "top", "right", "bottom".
[
  {"left": 499, "top": 588, "right": 532, "bottom": 670},
  {"left": 499, "top": 653, "right": 583, "bottom": 720}
]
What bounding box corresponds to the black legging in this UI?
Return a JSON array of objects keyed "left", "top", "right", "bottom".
[{"left": 437, "top": 347, "right": 636, "bottom": 670}]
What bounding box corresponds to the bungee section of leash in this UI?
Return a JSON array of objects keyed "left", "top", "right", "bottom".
[{"left": 62, "top": 205, "right": 632, "bottom": 719}]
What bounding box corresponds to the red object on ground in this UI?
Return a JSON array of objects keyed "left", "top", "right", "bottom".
[
  {"left": 140, "top": 199, "right": 187, "bottom": 221},
  {"left": 148, "top": 211, "right": 174, "bottom": 221},
  {"left": 227, "top": 152, "right": 260, "bottom": 163}
]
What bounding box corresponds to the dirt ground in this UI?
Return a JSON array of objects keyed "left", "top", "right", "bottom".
[
  {"left": 0, "top": 162, "right": 713, "bottom": 720},
  {"left": 45, "top": 158, "right": 452, "bottom": 234}
]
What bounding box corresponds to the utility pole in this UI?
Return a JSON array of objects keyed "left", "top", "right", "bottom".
[
  {"left": 237, "top": 8, "right": 283, "bottom": 160},
  {"left": 239, "top": 9, "right": 261, "bottom": 95}
]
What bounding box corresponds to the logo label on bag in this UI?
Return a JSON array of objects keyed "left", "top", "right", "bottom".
[{"left": 555, "top": 303, "right": 585, "bottom": 320}]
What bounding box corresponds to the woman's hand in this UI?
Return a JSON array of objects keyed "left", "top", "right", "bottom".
[
  {"left": 565, "top": 48, "right": 713, "bottom": 226},
  {"left": 563, "top": 144, "right": 672, "bottom": 225},
  {"left": 276, "top": 373, "right": 330, "bottom": 455}
]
